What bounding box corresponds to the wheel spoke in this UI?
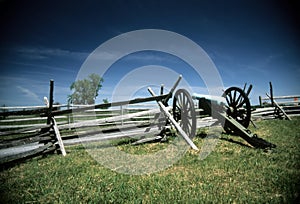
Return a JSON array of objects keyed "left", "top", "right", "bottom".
[
  {"left": 228, "top": 91, "right": 233, "bottom": 105},
  {"left": 233, "top": 90, "right": 237, "bottom": 105},
  {"left": 235, "top": 92, "right": 242, "bottom": 107},
  {"left": 225, "top": 96, "right": 230, "bottom": 105},
  {"left": 237, "top": 98, "right": 245, "bottom": 108},
  {"left": 187, "top": 121, "right": 192, "bottom": 129}
]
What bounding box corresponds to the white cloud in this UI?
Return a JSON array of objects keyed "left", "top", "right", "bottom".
[
  {"left": 16, "top": 86, "right": 41, "bottom": 103},
  {"left": 124, "top": 52, "right": 172, "bottom": 62},
  {"left": 88, "top": 51, "right": 121, "bottom": 61},
  {"left": 15, "top": 46, "right": 89, "bottom": 60}
]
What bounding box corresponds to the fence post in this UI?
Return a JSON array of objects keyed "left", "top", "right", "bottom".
[
  {"left": 120, "top": 105, "right": 123, "bottom": 126},
  {"left": 259, "top": 96, "right": 262, "bottom": 107},
  {"left": 47, "top": 80, "right": 54, "bottom": 125},
  {"left": 246, "top": 84, "right": 252, "bottom": 96},
  {"left": 51, "top": 117, "right": 67, "bottom": 156},
  {"left": 67, "top": 103, "right": 71, "bottom": 130},
  {"left": 160, "top": 84, "right": 164, "bottom": 95},
  {"left": 269, "top": 82, "right": 274, "bottom": 106}
]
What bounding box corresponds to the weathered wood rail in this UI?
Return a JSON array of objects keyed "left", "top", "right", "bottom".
[
  {"left": 252, "top": 106, "right": 300, "bottom": 120},
  {"left": 0, "top": 76, "right": 181, "bottom": 167},
  {"left": 0, "top": 102, "right": 165, "bottom": 165},
  {"left": 259, "top": 95, "right": 300, "bottom": 107},
  {"left": 0, "top": 85, "right": 60, "bottom": 166},
  {"left": 256, "top": 82, "right": 300, "bottom": 120}
]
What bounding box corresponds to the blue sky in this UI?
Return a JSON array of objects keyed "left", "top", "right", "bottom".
[{"left": 0, "top": 0, "right": 299, "bottom": 106}]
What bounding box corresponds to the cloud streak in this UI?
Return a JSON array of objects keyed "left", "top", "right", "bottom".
[
  {"left": 16, "top": 86, "right": 41, "bottom": 103},
  {"left": 15, "top": 46, "right": 89, "bottom": 60}
]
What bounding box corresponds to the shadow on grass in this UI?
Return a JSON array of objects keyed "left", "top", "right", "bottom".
[
  {"left": 0, "top": 152, "right": 52, "bottom": 172},
  {"left": 220, "top": 137, "right": 253, "bottom": 148},
  {"left": 196, "top": 127, "right": 253, "bottom": 149}
]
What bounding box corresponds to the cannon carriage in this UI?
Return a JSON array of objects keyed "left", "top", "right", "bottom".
[{"left": 172, "top": 84, "right": 276, "bottom": 149}]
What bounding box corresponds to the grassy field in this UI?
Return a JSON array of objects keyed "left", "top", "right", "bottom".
[{"left": 1, "top": 117, "right": 299, "bottom": 203}]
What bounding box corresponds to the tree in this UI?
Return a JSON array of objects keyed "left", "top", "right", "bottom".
[
  {"left": 102, "top": 98, "right": 109, "bottom": 109},
  {"left": 103, "top": 98, "right": 109, "bottom": 104},
  {"left": 68, "top": 73, "right": 104, "bottom": 105},
  {"left": 1, "top": 104, "right": 7, "bottom": 119}
]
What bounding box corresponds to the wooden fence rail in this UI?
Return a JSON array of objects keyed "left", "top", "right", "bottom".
[
  {"left": 256, "top": 82, "right": 300, "bottom": 119},
  {"left": 0, "top": 78, "right": 181, "bottom": 167},
  {"left": 0, "top": 104, "right": 163, "bottom": 167},
  {"left": 257, "top": 94, "right": 300, "bottom": 120},
  {"left": 0, "top": 93, "right": 166, "bottom": 167},
  {"left": 259, "top": 95, "right": 300, "bottom": 107}
]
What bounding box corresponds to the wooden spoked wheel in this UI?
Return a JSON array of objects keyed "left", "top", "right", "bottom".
[
  {"left": 173, "top": 89, "right": 196, "bottom": 139},
  {"left": 223, "top": 87, "right": 251, "bottom": 133}
]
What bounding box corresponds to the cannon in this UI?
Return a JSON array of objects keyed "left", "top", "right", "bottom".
[{"left": 172, "top": 85, "right": 276, "bottom": 149}]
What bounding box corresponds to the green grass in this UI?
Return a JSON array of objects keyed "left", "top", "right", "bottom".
[{"left": 1, "top": 117, "right": 299, "bottom": 203}]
